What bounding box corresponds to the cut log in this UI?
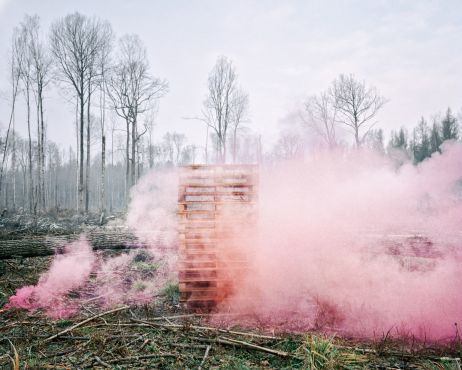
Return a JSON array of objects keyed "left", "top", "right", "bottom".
[{"left": 0, "top": 229, "right": 147, "bottom": 260}]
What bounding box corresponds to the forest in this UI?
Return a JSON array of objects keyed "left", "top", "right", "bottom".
[
  {"left": 0, "top": 13, "right": 459, "bottom": 216},
  {"left": 1, "top": 8, "right": 462, "bottom": 370}
]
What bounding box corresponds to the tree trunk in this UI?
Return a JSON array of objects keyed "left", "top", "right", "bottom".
[
  {"left": 26, "top": 85, "right": 34, "bottom": 214},
  {"left": 0, "top": 229, "right": 147, "bottom": 260},
  {"left": 79, "top": 80, "right": 85, "bottom": 214},
  {"left": 110, "top": 125, "right": 114, "bottom": 212},
  {"left": 40, "top": 85, "right": 46, "bottom": 210},
  {"left": 0, "top": 51, "right": 19, "bottom": 204},
  {"left": 125, "top": 118, "right": 130, "bottom": 202},
  {"left": 12, "top": 126, "right": 16, "bottom": 212},
  {"left": 85, "top": 85, "right": 91, "bottom": 213},
  {"left": 36, "top": 95, "right": 42, "bottom": 211},
  {"left": 131, "top": 117, "right": 136, "bottom": 187},
  {"left": 75, "top": 97, "right": 79, "bottom": 211},
  {"left": 101, "top": 135, "right": 106, "bottom": 212},
  {"left": 232, "top": 127, "right": 238, "bottom": 163}
]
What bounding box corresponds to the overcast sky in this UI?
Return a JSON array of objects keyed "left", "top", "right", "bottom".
[{"left": 0, "top": 0, "right": 461, "bottom": 151}]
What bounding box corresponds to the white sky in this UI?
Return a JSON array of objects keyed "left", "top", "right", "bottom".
[{"left": 0, "top": 0, "right": 461, "bottom": 152}]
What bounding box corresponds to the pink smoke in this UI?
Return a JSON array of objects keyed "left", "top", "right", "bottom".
[
  {"left": 6, "top": 142, "right": 462, "bottom": 341},
  {"left": 7, "top": 238, "right": 95, "bottom": 319},
  {"left": 217, "top": 142, "right": 462, "bottom": 341},
  {"left": 6, "top": 171, "right": 179, "bottom": 319}
]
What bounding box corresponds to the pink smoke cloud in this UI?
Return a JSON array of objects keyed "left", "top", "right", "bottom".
[
  {"left": 7, "top": 238, "right": 95, "bottom": 319},
  {"left": 217, "top": 142, "right": 462, "bottom": 341}
]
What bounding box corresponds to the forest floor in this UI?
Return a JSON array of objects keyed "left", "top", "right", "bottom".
[
  {"left": 0, "top": 213, "right": 461, "bottom": 369},
  {"left": 1, "top": 256, "right": 461, "bottom": 369}
]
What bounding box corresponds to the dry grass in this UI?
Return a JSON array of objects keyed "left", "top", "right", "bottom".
[{"left": 1, "top": 256, "right": 461, "bottom": 369}]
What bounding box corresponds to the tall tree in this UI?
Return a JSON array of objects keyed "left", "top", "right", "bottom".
[
  {"left": 411, "top": 117, "right": 431, "bottom": 163},
  {"left": 230, "top": 89, "right": 249, "bottom": 163},
  {"left": 95, "top": 26, "right": 113, "bottom": 215},
  {"left": 330, "top": 74, "right": 386, "bottom": 147},
  {"left": 23, "top": 15, "right": 51, "bottom": 211},
  {"left": 387, "top": 127, "right": 409, "bottom": 167},
  {"left": 273, "top": 131, "right": 305, "bottom": 160},
  {"left": 107, "top": 34, "right": 167, "bottom": 194},
  {"left": 201, "top": 56, "right": 248, "bottom": 163},
  {"left": 429, "top": 121, "right": 442, "bottom": 154},
  {"left": 302, "top": 91, "right": 338, "bottom": 149},
  {"left": 15, "top": 23, "right": 35, "bottom": 212},
  {"left": 50, "top": 12, "right": 112, "bottom": 213},
  {"left": 441, "top": 107, "right": 459, "bottom": 141},
  {"left": 0, "top": 32, "right": 22, "bottom": 204}
]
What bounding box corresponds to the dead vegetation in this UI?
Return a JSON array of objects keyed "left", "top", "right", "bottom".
[{"left": 1, "top": 255, "right": 462, "bottom": 369}]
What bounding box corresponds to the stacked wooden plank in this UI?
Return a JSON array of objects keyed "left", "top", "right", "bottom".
[{"left": 178, "top": 165, "right": 258, "bottom": 309}]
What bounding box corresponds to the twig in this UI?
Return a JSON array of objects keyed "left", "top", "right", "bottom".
[
  {"left": 130, "top": 318, "right": 280, "bottom": 340},
  {"left": 106, "top": 353, "right": 178, "bottom": 364},
  {"left": 145, "top": 313, "right": 206, "bottom": 321},
  {"left": 7, "top": 339, "right": 19, "bottom": 370},
  {"left": 44, "top": 305, "right": 129, "bottom": 343},
  {"left": 221, "top": 336, "right": 290, "bottom": 357},
  {"left": 171, "top": 343, "right": 209, "bottom": 349},
  {"left": 141, "top": 312, "right": 241, "bottom": 321},
  {"left": 94, "top": 356, "right": 111, "bottom": 368},
  {"left": 198, "top": 345, "right": 211, "bottom": 370},
  {"left": 192, "top": 336, "right": 290, "bottom": 358},
  {"left": 140, "top": 338, "right": 151, "bottom": 350}
]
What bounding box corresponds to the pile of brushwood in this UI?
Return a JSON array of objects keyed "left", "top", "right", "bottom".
[
  {"left": 0, "top": 210, "right": 120, "bottom": 237},
  {"left": 1, "top": 256, "right": 461, "bottom": 369}
]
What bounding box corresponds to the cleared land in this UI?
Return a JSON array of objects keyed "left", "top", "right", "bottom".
[{"left": 1, "top": 251, "right": 461, "bottom": 369}]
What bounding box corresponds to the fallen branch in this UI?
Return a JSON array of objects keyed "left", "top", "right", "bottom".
[
  {"left": 7, "top": 339, "right": 19, "bottom": 370},
  {"left": 131, "top": 318, "right": 280, "bottom": 340},
  {"left": 198, "top": 345, "right": 211, "bottom": 370},
  {"left": 94, "top": 356, "right": 111, "bottom": 368},
  {"left": 106, "top": 353, "right": 179, "bottom": 364},
  {"left": 44, "top": 305, "right": 129, "bottom": 343},
  {"left": 142, "top": 312, "right": 241, "bottom": 321},
  {"left": 192, "top": 336, "right": 291, "bottom": 358},
  {"left": 220, "top": 336, "right": 290, "bottom": 357}
]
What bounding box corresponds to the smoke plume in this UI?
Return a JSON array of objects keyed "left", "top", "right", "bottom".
[
  {"left": 6, "top": 142, "right": 462, "bottom": 342},
  {"left": 217, "top": 142, "right": 462, "bottom": 341}
]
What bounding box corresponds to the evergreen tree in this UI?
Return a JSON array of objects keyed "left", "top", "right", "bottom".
[
  {"left": 412, "top": 117, "right": 431, "bottom": 163},
  {"left": 441, "top": 107, "right": 459, "bottom": 141},
  {"left": 429, "top": 121, "right": 442, "bottom": 154},
  {"left": 396, "top": 128, "right": 408, "bottom": 150},
  {"left": 387, "top": 127, "right": 408, "bottom": 151},
  {"left": 387, "top": 127, "right": 409, "bottom": 167}
]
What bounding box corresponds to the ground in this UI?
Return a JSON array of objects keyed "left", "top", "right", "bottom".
[
  {"left": 0, "top": 215, "right": 461, "bottom": 369},
  {"left": 1, "top": 255, "right": 461, "bottom": 369}
]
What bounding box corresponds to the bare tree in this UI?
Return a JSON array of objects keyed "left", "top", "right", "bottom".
[
  {"left": 302, "top": 91, "right": 337, "bottom": 149},
  {"left": 330, "top": 74, "right": 386, "bottom": 147},
  {"left": 171, "top": 132, "right": 186, "bottom": 165},
  {"left": 50, "top": 12, "right": 112, "bottom": 213},
  {"left": 0, "top": 32, "right": 22, "bottom": 202},
  {"left": 107, "top": 34, "right": 167, "bottom": 194},
  {"left": 230, "top": 89, "right": 249, "bottom": 163},
  {"left": 14, "top": 23, "right": 35, "bottom": 212},
  {"left": 96, "top": 28, "right": 113, "bottom": 215},
  {"left": 200, "top": 56, "right": 249, "bottom": 163},
  {"left": 86, "top": 23, "right": 112, "bottom": 214},
  {"left": 143, "top": 106, "right": 158, "bottom": 169},
  {"left": 23, "top": 15, "right": 52, "bottom": 211},
  {"left": 273, "top": 131, "right": 305, "bottom": 160}
]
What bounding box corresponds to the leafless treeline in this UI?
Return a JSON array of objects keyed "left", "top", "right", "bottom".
[
  {"left": 0, "top": 13, "right": 261, "bottom": 215},
  {"left": 1, "top": 13, "right": 459, "bottom": 215},
  {"left": 0, "top": 13, "right": 263, "bottom": 215}
]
